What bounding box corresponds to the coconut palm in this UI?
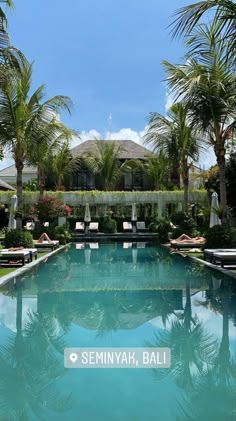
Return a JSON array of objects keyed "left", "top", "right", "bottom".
[
  {"left": 0, "top": 0, "right": 13, "bottom": 50},
  {"left": 145, "top": 103, "right": 205, "bottom": 211},
  {"left": 170, "top": 0, "right": 236, "bottom": 61},
  {"left": 51, "top": 141, "right": 79, "bottom": 191},
  {"left": 162, "top": 23, "right": 236, "bottom": 222},
  {"left": 83, "top": 140, "right": 126, "bottom": 191},
  {"left": 28, "top": 119, "right": 76, "bottom": 197},
  {"left": 142, "top": 151, "right": 171, "bottom": 190},
  {"left": 0, "top": 61, "right": 73, "bottom": 229}
]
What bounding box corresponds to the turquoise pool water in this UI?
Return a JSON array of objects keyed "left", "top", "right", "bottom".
[{"left": 0, "top": 242, "right": 235, "bottom": 421}]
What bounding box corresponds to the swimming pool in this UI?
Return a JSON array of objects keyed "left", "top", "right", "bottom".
[{"left": 0, "top": 242, "right": 235, "bottom": 420}]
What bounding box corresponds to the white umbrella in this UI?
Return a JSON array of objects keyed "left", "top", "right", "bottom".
[
  {"left": 8, "top": 195, "right": 17, "bottom": 230},
  {"left": 210, "top": 192, "right": 221, "bottom": 228},
  {"left": 84, "top": 203, "right": 91, "bottom": 223},
  {"left": 131, "top": 203, "right": 137, "bottom": 222}
]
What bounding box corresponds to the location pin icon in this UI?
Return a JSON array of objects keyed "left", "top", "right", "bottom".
[{"left": 70, "top": 353, "right": 78, "bottom": 363}]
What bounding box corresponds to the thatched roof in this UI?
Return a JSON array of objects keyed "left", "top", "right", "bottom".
[
  {"left": 0, "top": 178, "right": 15, "bottom": 191},
  {"left": 70, "top": 139, "right": 154, "bottom": 160}
]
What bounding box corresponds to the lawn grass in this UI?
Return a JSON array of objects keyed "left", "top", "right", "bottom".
[
  {"left": 0, "top": 267, "right": 16, "bottom": 277},
  {"left": 0, "top": 251, "right": 50, "bottom": 278}
]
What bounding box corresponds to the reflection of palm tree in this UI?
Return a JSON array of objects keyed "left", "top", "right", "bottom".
[
  {"left": 149, "top": 278, "right": 217, "bottom": 389},
  {"left": 0, "top": 283, "right": 71, "bottom": 420},
  {"left": 177, "top": 279, "right": 236, "bottom": 420}
]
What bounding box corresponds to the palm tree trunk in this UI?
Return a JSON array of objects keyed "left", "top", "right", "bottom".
[
  {"left": 182, "top": 163, "right": 189, "bottom": 213},
  {"left": 16, "top": 159, "right": 24, "bottom": 230},
  {"left": 38, "top": 166, "right": 45, "bottom": 199},
  {"left": 216, "top": 149, "right": 228, "bottom": 224}
]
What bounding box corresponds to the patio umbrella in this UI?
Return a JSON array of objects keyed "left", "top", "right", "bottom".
[
  {"left": 210, "top": 192, "right": 221, "bottom": 228},
  {"left": 8, "top": 195, "right": 17, "bottom": 230},
  {"left": 131, "top": 203, "right": 137, "bottom": 222},
  {"left": 84, "top": 203, "right": 91, "bottom": 223}
]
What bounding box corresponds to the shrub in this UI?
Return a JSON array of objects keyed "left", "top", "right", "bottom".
[
  {"left": 102, "top": 216, "right": 117, "bottom": 233},
  {"left": 205, "top": 225, "right": 236, "bottom": 249},
  {"left": 171, "top": 211, "right": 198, "bottom": 237},
  {"left": 54, "top": 225, "right": 71, "bottom": 245},
  {"left": 33, "top": 221, "right": 57, "bottom": 241},
  {"left": 148, "top": 218, "right": 171, "bottom": 243},
  {"left": 4, "top": 230, "right": 34, "bottom": 248}
]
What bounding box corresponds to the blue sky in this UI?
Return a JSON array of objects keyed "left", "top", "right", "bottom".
[{"left": 1, "top": 0, "right": 216, "bottom": 169}]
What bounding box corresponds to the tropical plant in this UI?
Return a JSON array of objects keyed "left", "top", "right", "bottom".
[
  {"left": 0, "top": 60, "right": 73, "bottom": 229},
  {"left": 162, "top": 22, "right": 236, "bottom": 223},
  {"left": 28, "top": 119, "right": 76, "bottom": 197},
  {"left": 82, "top": 140, "right": 126, "bottom": 191},
  {"left": 142, "top": 151, "right": 171, "bottom": 190},
  {"left": 145, "top": 103, "right": 205, "bottom": 211},
  {"left": 51, "top": 142, "right": 79, "bottom": 191},
  {"left": 170, "top": 0, "right": 236, "bottom": 61},
  {"left": 0, "top": 0, "right": 13, "bottom": 50}
]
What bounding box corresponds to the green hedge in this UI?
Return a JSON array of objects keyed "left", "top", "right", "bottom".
[
  {"left": 4, "top": 230, "right": 34, "bottom": 248},
  {"left": 205, "top": 225, "right": 236, "bottom": 249}
]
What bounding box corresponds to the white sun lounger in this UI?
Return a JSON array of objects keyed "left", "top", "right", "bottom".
[
  {"left": 123, "top": 222, "right": 132, "bottom": 232},
  {"left": 1, "top": 248, "right": 37, "bottom": 261},
  {"left": 204, "top": 249, "right": 236, "bottom": 263},
  {"left": 136, "top": 221, "right": 147, "bottom": 232},
  {"left": 0, "top": 250, "right": 31, "bottom": 266},
  {"left": 75, "top": 222, "right": 85, "bottom": 232},
  {"left": 89, "top": 222, "right": 99, "bottom": 232},
  {"left": 212, "top": 252, "right": 236, "bottom": 267}
]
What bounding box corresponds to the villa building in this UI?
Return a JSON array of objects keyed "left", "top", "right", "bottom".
[{"left": 69, "top": 139, "right": 154, "bottom": 191}]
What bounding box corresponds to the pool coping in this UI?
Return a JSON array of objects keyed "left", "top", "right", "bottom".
[
  {"left": 0, "top": 244, "right": 70, "bottom": 287},
  {"left": 162, "top": 244, "right": 236, "bottom": 280}
]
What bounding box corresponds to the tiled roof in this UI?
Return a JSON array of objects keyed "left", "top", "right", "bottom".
[{"left": 70, "top": 139, "right": 154, "bottom": 160}]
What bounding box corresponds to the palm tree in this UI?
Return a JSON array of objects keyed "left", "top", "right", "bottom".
[
  {"left": 170, "top": 0, "right": 236, "bottom": 61},
  {"left": 162, "top": 23, "right": 236, "bottom": 223},
  {"left": 52, "top": 141, "right": 79, "bottom": 191},
  {"left": 0, "top": 61, "right": 73, "bottom": 229},
  {"left": 142, "top": 151, "right": 171, "bottom": 190},
  {"left": 83, "top": 140, "right": 126, "bottom": 191},
  {"left": 28, "top": 120, "right": 76, "bottom": 197},
  {"left": 145, "top": 103, "right": 204, "bottom": 211},
  {"left": 0, "top": 0, "right": 14, "bottom": 50}
]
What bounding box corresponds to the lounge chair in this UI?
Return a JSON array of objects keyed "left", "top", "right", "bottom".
[
  {"left": 204, "top": 249, "right": 236, "bottom": 263},
  {"left": 43, "top": 222, "right": 49, "bottom": 227},
  {"left": 75, "top": 222, "right": 85, "bottom": 232},
  {"left": 170, "top": 234, "right": 205, "bottom": 250},
  {"left": 33, "top": 240, "right": 59, "bottom": 251},
  {"left": 212, "top": 252, "right": 236, "bottom": 268},
  {"left": 0, "top": 250, "right": 31, "bottom": 266},
  {"left": 123, "top": 222, "right": 132, "bottom": 232},
  {"left": 25, "top": 222, "right": 35, "bottom": 231},
  {"left": 89, "top": 222, "right": 99, "bottom": 232},
  {"left": 1, "top": 248, "right": 37, "bottom": 262},
  {"left": 136, "top": 221, "right": 147, "bottom": 232},
  {"left": 137, "top": 242, "right": 146, "bottom": 248}
]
